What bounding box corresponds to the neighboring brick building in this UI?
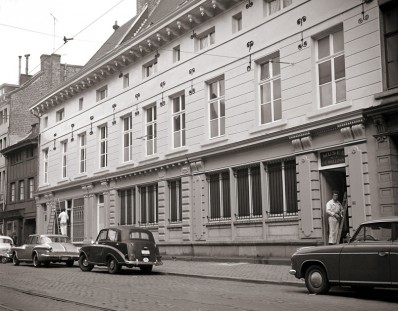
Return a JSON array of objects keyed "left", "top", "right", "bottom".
[
  {"left": 0, "top": 54, "right": 82, "bottom": 242},
  {"left": 30, "top": 0, "right": 397, "bottom": 261}
]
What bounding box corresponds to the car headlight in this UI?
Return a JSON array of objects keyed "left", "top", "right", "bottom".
[{"left": 45, "top": 247, "right": 53, "bottom": 253}]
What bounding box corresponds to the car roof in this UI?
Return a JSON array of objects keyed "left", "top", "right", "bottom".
[
  {"left": 361, "top": 217, "right": 398, "bottom": 225},
  {"left": 103, "top": 226, "right": 152, "bottom": 233},
  {"left": 0, "top": 235, "right": 13, "bottom": 240}
]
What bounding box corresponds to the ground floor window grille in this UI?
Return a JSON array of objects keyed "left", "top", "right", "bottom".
[
  {"left": 140, "top": 184, "right": 158, "bottom": 225},
  {"left": 208, "top": 171, "right": 230, "bottom": 220},
  {"left": 267, "top": 159, "right": 298, "bottom": 217},
  {"left": 235, "top": 166, "right": 262, "bottom": 218},
  {"left": 120, "top": 188, "right": 136, "bottom": 225},
  {"left": 169, "top": 180, "right": 182, "bottom": 224},
  {"left": 72, "top": 198, "right": 84, "bottom": 242}
]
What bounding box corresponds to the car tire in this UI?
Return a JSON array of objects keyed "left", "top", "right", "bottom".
[
  {"left": 304, "top": 265, "right": 330, "bottom": 294},
  {"left": 108, "top": 258, "right": 121, "bottom": 274},
  {"left": 79, "top": 254, "right": 94, "bottom": 272},
  {"left": 12, "top": 253, "right": 20, "bottom": 266},
  {"left": 33, "top": 253, "right": 41, "bottom": 268},
  {"left": 1, "top": 257, "right": 8, "bottom": 264},
  {"left": 66, "top": 260, "right": 74, "bottom": 267},
  {"left": 140, "top": 265, "right": 153, "bottom": 273}
]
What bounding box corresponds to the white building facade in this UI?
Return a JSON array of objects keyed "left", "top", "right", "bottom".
[{"left": 30, "top": 0, "right": 398, "bottom": 260}]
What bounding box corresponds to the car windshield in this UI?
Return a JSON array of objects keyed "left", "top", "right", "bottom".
[
  {"left": 129, "top": 231, "right": 151, "bottom": 240},
  {"left": 41, "top": 236, "right": 71, "bottom": 243},
  {"left": 0, "top": 238, "right": 12, "bottom": 244}
]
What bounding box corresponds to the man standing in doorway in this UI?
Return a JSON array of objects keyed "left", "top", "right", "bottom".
[
  {"left": 58, "top": 209, "right": 69, "bottom": 236},
  {"left": 326, "top": 191, "right": 343, "bottom": 245}
]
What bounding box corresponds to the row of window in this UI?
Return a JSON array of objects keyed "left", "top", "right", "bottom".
[
  {"left": 118, "top": 159, "right": 297, "bottom": 226},
  {"left": 8, "top": 148, "right": 34, "bottom": 165},
  {"left": 9, "top": 178, "right": 35, "bottom": 202},
  {"left": 43, "top": 26, "right": 346, "bottom": 180},
  {"left": 0, "top": 108, "right": 8, "bottom": 125}
]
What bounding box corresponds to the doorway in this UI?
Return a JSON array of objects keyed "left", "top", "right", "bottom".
[{"left": 321, "top": 168, "right": 349, "bottom": 244}]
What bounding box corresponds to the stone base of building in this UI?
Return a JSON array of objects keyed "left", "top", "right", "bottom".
[{"left": 158, "top": 240, "right": 323, "bottom": 265}]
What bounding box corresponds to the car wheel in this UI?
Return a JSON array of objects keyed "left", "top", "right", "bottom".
[
  {"left": 107, "top": 258, "right": 121, "bottom": 274},
  {"left": 12, "top": 253, "right": 20, "bottom": 266},
  {"left": 304, "top": 265, "right": 330, "bottom": 294},
  {"left": 140, "top": 265, "right": 153, "bottom": 273},
  {"left": 66, "top": 260, "right": 74, "bottom": 267},
  {"left": 78, "top": 254, "right": 94, "bottom": 272},
  {"left": 33, "top": 253, "right": 41, "bottom": 268},
  {"left": 1, "top": 257, "right": 8, "bottom": 264}
]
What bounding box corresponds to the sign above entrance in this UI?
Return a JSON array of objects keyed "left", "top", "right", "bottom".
[{"left": 320, "top": 149, "right": 345, "bottom": 166}]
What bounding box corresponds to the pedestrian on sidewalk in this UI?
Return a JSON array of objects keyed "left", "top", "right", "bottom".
[{"left": 326, "top": 191, "right": 343, "bottom": 245}]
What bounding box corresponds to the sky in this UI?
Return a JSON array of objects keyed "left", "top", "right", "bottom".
[{"left": 0, "top": 0, "right": 137, "bottom": 85}]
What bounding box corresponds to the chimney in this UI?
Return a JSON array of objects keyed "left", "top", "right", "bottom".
[
  {"left": 18, "top": 56, "right": 22, "bottom": 77},
  {"left": 24, "top": 54, "right": 30, "bottom": 74},
  {"left": 113, "top": 21, "right": 119, "bottom": 31}
]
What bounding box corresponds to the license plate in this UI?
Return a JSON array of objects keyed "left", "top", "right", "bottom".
[
  {"left": 61, "top": 257, "right": 70, "bottom": 260},
  {"left": 141, "top": 250, "right": 150, "bottom": 255}
]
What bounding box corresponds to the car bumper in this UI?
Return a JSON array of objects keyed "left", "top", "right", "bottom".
[
  {"left": 40, "top": 254, "right": 79, "bottom": 261},
  {"left": 124, "top": 259, "right": 163, "bottom": 266},
  {"left": 289, "top": 269, "right": 296, "bottom": 275}
]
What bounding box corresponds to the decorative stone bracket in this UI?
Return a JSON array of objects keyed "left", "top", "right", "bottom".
[
  {"left": 337, "top": 119, "right": 365, "bottom": 142},
  {"left": 289, "top": 132, "right": 312, "bottom": 152}
]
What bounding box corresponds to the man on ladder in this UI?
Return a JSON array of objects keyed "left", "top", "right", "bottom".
[{"left": 58, "top": 208, "right": 69, "bottom": 236}]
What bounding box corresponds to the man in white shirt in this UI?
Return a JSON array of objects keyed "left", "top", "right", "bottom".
[
  {"left": 326, "top": 191, "right": 343, "bottom": 245},
  {"left": 58, "top": 209, "right": 69, "bottom": 236}
]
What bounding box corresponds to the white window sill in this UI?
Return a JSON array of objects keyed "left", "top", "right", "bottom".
[
  {"left": 200, "top": 136, "right": 229, "bottom": 148},
  {"left": 93, "top": 168, "right": 110, "bottom": 175},
  {"left": 57, "top": 178, "right": 70, "bottom": 185},
  {"left": 306, "top": 100, "right": 352, "bottom": 120},
  {"left": 116, "top": 161, "right": 136, "bottom": 170},
  {"left": 138, "top": 155, "right": 160, "bottom": 165},
  {"left": 249, "top": 119, "right": 287, "bottom": 136},
  {"left": 164, "top": 147, "right": 188, "bottom": 158},
  {"left": 74, "top": 174, "right": 88, "bottom": 180}
]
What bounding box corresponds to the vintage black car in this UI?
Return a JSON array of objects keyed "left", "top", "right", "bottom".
[
  {"left": 78, "top": 226, "right": 162, "bottom": 274},
  {"left": 11, "top": 234, "right": 80, "bottom": 267},
  {"left": 290, "top": 218, "right": 398, "bottom": 294}
]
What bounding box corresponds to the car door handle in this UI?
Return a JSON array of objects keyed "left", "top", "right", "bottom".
[{"left": 378, "top": 252, "right": 388, "bottom": 257}]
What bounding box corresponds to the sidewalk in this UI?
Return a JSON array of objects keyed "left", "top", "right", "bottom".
[{"left": 155, "top": 259, "right": 305, "bottom": 287}]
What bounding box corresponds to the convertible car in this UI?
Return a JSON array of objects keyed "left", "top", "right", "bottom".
[
  {"left": 290, "top": 218, "right": 398, "bottom": 294},
  {"left": 78, "top": 226, "right": 162, "bottom": 274},
  {"left": 11, "top": 234, "right": 80, "bottom": 267}
]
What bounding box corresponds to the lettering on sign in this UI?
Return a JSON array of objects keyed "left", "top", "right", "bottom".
[{"left": 320, "top": 149, "right": 345, "bottom": 166}]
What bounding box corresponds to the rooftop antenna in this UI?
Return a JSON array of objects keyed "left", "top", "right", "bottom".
[{"left": 50, "top": 13, "right": 58, "bottom": 52}]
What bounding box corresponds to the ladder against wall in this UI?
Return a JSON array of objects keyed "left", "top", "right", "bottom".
[{"left": 47, "top": 200, "right": 61, "bottom": 234}]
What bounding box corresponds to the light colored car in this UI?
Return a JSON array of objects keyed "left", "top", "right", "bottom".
[
  {"left": 0, "top": 235, "right": 14, "bottom": 263},
  {"left": 11, "top": 234, "right": 80, "bottom": 267},
  {"left": 289, "top": 218, "right": 398, "bottom": 294}
]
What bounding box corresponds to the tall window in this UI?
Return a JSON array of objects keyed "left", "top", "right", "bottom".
[
  {"left": 264, "top": 0, "right": 292, "bottom": 16},
  {"left": 123, "top": 74, "right": 129, "bottom": 88},
  {"left": 96, "top": 86, "right": 108, "bottom": 102},
  {"left": 56, "top": 108, "right": 64, "bottom": 122},
  {"left": 267, "top": 159, "right": 297, "bottom": 217},
  {"left": 232, "top": 12, "right": 242, "bottom": 33},
  {"left": 123, "top": 115, "right": 133, "bottom": 162},
  {"left": 79, "top": 98, "right": 84, "bottom": 111},
  {"left": 382, "top": 2, "right": 398, "bottom": 89},
  {"left": 99, "top": 125, "right": 108, "bottom": 168},
  {"left": 198, "top": 28, "right": 215, "bottom": 50},
  {"left": 120, "top": 188, "right": 136, "bottom": 225},
  {"left": 169, "top": 180, "right": 182, "bottom": 223},
  {"left": 172, "top": 94, "right": 186, "bottom": 148},
  {"left": 43, "top": 149, "right": 49, "bottom": 184},
  {"left": 208, "top": 78, "right": 225, "bottom": 138},
  {"left": 61, "top": 141, "right": 68, "bottom": 178},
  {"left": 317, "top": 28, "right": 346, "bottom": 107},
  {"left": 43, "top": 116, "right": 48, "bottom": 128},
  {"left": 10, "top": 183, "right": 15, "bottom": 202},
  {"left": 140, "top": 184, "right": 158, "bottom": 225},
  {"left": 146, "top": 106, "right": 157, "bottom": 156},
  {"left": 208, "top": 172, "right": 230, "bottom": 220},
  {"left": 19, "top": 180, "right": 24, "bottom": 201},
  {"left": 235, "top": 166, "right": 262, "bottom": 218},
  {"left": 259, "top": 54, "right": 282, "bottom": 124},
  {"left": 143, "top": 61, "right": 157, "bottom": 78},
  {"left": 79, "top": 134, "right": 87, "bottom": 173},
  {"left": 28, "top": 178, "right": 34, "bottom": 199}
]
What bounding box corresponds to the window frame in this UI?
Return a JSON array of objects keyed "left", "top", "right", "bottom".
[
  {"left": 197, "top": 27, "right": 215, "bottom": 50},
  {"left": 10, "top": 182, "right": 15, "bottom": 202},
  {"left": 171, "top": 94, "right": 186, "bottom": 149},
  {"left": 99, "top": 125, "right": 108, "bottom": 168},
  {"left": 19, "top": 180, "right": 24, "bottom": 201},
  {"left": 232, "top": 12, "right": 242, "bottom": 33},
  {"left": 145, "top": 106, "right": 157, "bottom": 156},
  {"left": 208, "top": 78, "right": 225, "bottom": 139},
  {"left": 79, "top": 133, "right": 87, "bottom": 173},
  {"left": 28, "top": 178, "right": 34, "bottom": 199},
  {"left": 43, "top": 149, "right": 49, "bottom": 184},
  {"left": 143, "top": 60, "right": 157, "bottom": 78},
  {"left": 120, "top": 188, "right": 136, "bottom": 225},
  {"left": 61, "top": 141, "right": 68, "bottom": 179},
  {"left": 123, "top": 73, "right": 130, "bottom": 88},
  {"left": 208, "top": 171, "right": 231, "bottom": 221},
  {"left": 123, "top": 115, "right": 133, "bottom": 162},
  {"left": 169, "top": 180, "right": 182, "bottom": 224},
  {"left": 173, "top": 45, "right": 181, "bottom": 63},
  {"left": 56, "top": 108, "right": 65, "bottom": 122},
  {"left": 96, "top": 86, "right": 108, "bottom": 102},
  {"left": 139, "top": 184, "right": 158, "bottom": 225},
  {"left": 235, "top": 166, "right": 262, "bottom": 219},
  {"left": 264, "top": 0, "right": 292, "bottom": 16}
]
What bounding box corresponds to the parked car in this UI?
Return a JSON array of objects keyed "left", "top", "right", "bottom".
[
  {"left": 290, "top": 218, "right": 398, "bottom": 294},
  {"left": 11, "top": 234, "right": 80, "bottom": 267},
  {"left": 0, "top": 235, "right": 14, "bottom": 263},
  {"left": 78, "top": 226, "right": 162, "bottom": 274}
]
